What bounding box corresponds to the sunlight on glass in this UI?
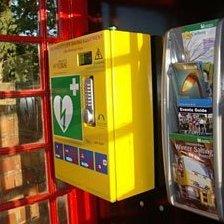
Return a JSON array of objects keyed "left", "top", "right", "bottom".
[
  {"left": 0, "top": 96, "right": 43, "bottom": 148},
  {"left": 0, "top": 200, "right": 50, "bottom": 223},
  {"left": 0, "top": 150, "right": 47, "bottom": 204}
]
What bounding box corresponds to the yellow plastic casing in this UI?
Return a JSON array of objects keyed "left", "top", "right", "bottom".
[{"left": 49, "top": 30, "right": 154, "bottom": 202}]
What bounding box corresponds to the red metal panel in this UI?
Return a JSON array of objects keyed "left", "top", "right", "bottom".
[
  {"left": 68, "top": 189, "right": 98, "bottom": 224},
  {"left": 70, "top": 0, "right": 89, "bottom": 37},
  {"left": 57, "top": 0, "right": 89, "bottom": 39},
  {"left": 68, "top": 190, "right": 79, "bottom": 224},
  {"left": 57, "top": 0, "right": 72, "bottom": 39}
]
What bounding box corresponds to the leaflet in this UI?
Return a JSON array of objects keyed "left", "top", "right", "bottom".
[{"left": 170, "top": 133, "right": 216, "bottom": 213}]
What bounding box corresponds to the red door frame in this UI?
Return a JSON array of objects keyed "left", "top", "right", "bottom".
[{"left": 0, "top": 0, "right": 98, "bottom": 223}]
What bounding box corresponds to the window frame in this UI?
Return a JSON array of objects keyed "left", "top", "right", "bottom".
[{"left": 0, "top": 0, "right": 96, "bottom": 224}]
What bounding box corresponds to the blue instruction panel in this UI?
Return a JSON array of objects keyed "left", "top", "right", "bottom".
[
  {"left": 64, "top": 145, "right": 78, "bottom": 164},
  {"left": 95, "top": 152, "right": 108, "bottom": 174},
  {"left": 79, "top": 148, "right": 94, "bottom": 170},
  {"left": 54, "top": 142, "right": 64, "bottom": 160}
]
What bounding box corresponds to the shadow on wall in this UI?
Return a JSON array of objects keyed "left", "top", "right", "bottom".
[{"left": 101, "top": 2, "right": 176, "bottom": 36}]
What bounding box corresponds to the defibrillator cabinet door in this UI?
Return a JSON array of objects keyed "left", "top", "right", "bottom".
[{"left": 49, "top": 30, "right": 154, "bottom": 202}]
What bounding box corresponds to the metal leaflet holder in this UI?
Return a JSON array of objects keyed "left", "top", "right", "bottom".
[{"left": 161, "top": 19, "right": 224, "bottom": 220}]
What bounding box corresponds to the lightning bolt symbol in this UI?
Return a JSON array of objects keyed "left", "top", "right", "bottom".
[{"left": 60, "top": 99, "right": 66, "bottom": 130}]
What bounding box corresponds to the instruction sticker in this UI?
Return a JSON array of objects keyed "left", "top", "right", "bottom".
[
  {"left": 54, "top": 142, "right": 64, "bottom": 159},
  {"left": 79, "top": 149, "right": 94, "bottom": 170},
  {"left": 64, "top": 145, "right": 78, "bottom": 164},
  {"left": 95, "top": 153, "right": 108, "bottom": 174}
]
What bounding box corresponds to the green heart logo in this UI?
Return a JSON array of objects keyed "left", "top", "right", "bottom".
[{"left": 53, "top": 95, "right": 73, "bottom": 132}]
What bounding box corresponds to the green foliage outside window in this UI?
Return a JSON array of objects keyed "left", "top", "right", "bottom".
[{"left": 0, "top": 0, "right": 57, "bottom": 87}]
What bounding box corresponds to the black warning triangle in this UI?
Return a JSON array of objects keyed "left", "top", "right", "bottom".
[{"left": 95, "top": 48, "right": 103, "bottom": 60}]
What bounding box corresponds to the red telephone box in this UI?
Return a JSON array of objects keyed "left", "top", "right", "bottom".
[{"left": 0, "top": 0, "right": 100, "bottom": 223}]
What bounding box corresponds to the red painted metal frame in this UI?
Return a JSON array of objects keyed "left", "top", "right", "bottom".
[
  {"left": 0, "top": 1, "right": 95, "bottom": 224},
  {"left": 0, "top": 0, "right": 59, "bottom": 222},
  {"left": 39, "top": 0, "right": 59, "bottom": 222},
  {"left": 57, "top": 0, "right": 72, "bottom": 39},
  {"left": 0, "top": 34, "right": 58, "bottom": 44},
  {"left": 0, "top": 142, "right": 48, "bottom": 156}
]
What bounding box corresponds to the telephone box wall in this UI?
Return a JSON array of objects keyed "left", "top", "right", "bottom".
[
  {"left": 101, "top": 2, "right": 174, "bottom": 35},
  {"left": 86, "top": 1, "right": 224, "bottom": 224}
]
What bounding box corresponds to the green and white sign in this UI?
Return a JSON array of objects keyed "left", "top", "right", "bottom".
[{"left": 51, "top": 75, "right": 82, "bottom": 140}]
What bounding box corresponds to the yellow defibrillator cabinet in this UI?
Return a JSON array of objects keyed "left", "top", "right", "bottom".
[{"left": 49, "top": 30, "right": 154, "bottom": 202}]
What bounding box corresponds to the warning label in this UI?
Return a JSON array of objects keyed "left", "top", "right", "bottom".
[{"left": 95, "top": 48, "right": 103, "bottom": 60}]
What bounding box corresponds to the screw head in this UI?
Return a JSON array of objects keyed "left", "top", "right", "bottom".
[
  {"left": 139, "top": 201, "right": 144, "bottom": 207},
  {"left": 159, "top": 205, "right": 164, "bottom": 212}
]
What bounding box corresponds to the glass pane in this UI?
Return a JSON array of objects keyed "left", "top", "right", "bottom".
[
  {"left": 18, "top": 97, "right": 43, "bottom": 144},
  {"left": 0, "top": 96, "right": 43, "bottom": 148},
  {"left": 0, "top": 149, "right": 47, "bottom": 204},
  {"left": 0, "top": 0, "right": 39, "bottom": 36},
  {"left": 57, "top": 195, "right": 69, "bottom": 224},
  {"left": 47, "top": 0, "right": 58, "bottom": 37},
  {"left": 0, "top": 43, "right": 40, "bottom": 90},
  {"left": 0, "top": 200, "right": 50, "bottom": 224}
]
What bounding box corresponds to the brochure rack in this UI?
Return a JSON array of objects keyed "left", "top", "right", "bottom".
[{"left": 161, "top": 19, "right": 222, "bottom": 220}]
